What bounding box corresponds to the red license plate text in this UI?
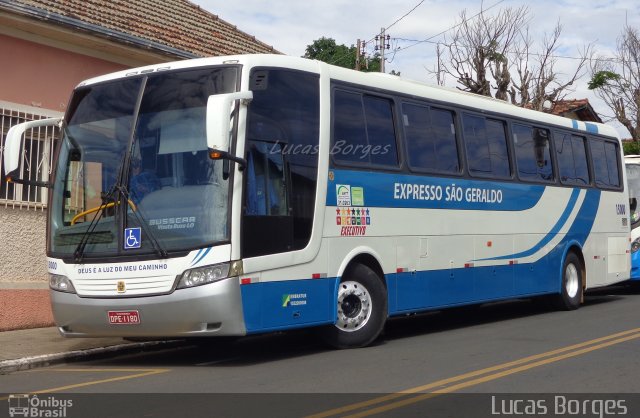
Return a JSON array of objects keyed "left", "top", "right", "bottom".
[{"left": 108, "top": 310, "right": 140, "bottom": 325}]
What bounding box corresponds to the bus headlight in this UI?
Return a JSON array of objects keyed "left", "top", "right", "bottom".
[
  {"left": 632, "top": 238, "right": 640, "bottom": 253},
  {"left": 177, "top": 263, "right": 230, "bottom": 289},
  {"left": 49, "top": 274, "right": 76, "bottom": 294}
]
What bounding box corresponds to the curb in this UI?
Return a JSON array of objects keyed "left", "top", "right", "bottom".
[{"left": 0, "top": 340, "right": 185, "bottom": 375}]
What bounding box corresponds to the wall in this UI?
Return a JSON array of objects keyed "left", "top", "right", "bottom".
[
  {"left": 0, "top": 207, "right": 52, "bottom": 331},
  {"left": 0, "top": 34, "right": 127, "bottom": 111}
]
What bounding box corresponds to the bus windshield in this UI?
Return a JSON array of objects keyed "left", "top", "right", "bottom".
[{"left": 48, "top": 66, "right": 239, "bottom": 258}]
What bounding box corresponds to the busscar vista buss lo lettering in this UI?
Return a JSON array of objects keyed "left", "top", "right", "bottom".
[{"left": 3, "top": 54, "right": 630, "bottom": 348}]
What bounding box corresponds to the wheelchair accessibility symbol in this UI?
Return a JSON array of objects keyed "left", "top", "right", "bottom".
[{"left": 124, "top": 227, "right": 141, "bottom": 249}]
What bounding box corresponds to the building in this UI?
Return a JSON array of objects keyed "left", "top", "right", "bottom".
[
  {"left": 548, "top": 99, "right": 603, "bottom": 124},
  {"left": 0, "top": 0, "right": 277, "bottom": 331}
]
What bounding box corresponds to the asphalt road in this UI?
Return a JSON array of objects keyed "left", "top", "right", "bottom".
[{"left": 2, "top": 284, "right": 640, "bottom": 418}]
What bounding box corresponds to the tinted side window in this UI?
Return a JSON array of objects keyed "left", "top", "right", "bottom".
[
  {"left": 554, "top": 133, "right": 590, "bottom": 186},
  {"left": 333, "top": 90, "right": 367, "bottom": 164},
  {"left": 604, "top": 142, "right": 621, "bottom": 188},
  {"left": 332, "top": 91, "right": 398, "bottom": 167},
  {"left": 591, "top": 138, "right": 621, "bottom": 188},
  {"left": 513, "top": 124, "right": 554, "bottom": 183},
  {"left": 463, "top": 114, "right": 510, "bottom": 178},
  {"left": 244, "top": 69, "right": 320, "bottom": 257},
  {"left": 403, "top": 103, "right": 459, "bottom": 174}
]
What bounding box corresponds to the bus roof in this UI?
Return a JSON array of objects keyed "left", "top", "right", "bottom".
[{"left": 76, "top": 54, "right": 619, "bottom": 140}]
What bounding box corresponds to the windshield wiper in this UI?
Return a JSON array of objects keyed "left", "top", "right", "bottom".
[
  {"left": 73, "top": 185, "right": 118, "bottom": 263},
  {"left": 119, "top": 184, "right": 168, "bottom": 259}
]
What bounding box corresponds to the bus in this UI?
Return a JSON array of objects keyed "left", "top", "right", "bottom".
[
  {"left": 625, "top": 155, "right": 640, "bottom": 280},
  {"left": 3, "top": 55, "right": 631, "bottom": 348},
  {"left": 8, "top": 394, "right": 29, "bottom": 417}
]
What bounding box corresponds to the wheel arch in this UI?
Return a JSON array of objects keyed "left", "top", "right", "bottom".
[{"left": 336, "top": 247, "right": 387, "bottom": 288}]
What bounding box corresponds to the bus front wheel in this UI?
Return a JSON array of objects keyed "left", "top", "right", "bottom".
[
  {"left": 322, "top": 264, "right": 387, "bottom": 349},
  {"left": 553, "top": 252, "right": 583, "bottom": 310}
]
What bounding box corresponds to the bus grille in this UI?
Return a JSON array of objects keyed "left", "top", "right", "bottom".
[{"left": 73, "top": 275, "right": 176, "bottom": 297}]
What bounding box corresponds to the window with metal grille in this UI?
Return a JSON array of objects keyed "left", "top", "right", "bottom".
[{"left": 0, "top": 105, "right": 61, "bottom": 209}]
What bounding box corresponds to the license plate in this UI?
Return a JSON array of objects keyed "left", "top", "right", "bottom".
[{"left": 108, "top": 310, "right": 140, "bottom": 325}]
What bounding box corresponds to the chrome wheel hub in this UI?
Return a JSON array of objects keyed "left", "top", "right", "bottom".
[
  {"left": 565, "top": 263, "right": 579, "bottom": 298},
  {"left": 336, "top": 281, "right": 372, "bottom": 332}
]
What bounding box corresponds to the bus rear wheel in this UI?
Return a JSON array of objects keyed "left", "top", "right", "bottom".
[
  {"left": 322, "top": 264, "right": 387, "bottom": 349},
  {"left": 553, "top": 252, "right": 583, "bottom": 310}
]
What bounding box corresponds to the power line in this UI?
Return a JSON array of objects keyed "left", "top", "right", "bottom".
[
  {"left": 330, "top": 0, "right": 506, "bottom": 69},
  {"left": 395, "top": 0, "right": 506, "bottom": 53},
  {"left": 385, "top": 0, "right": 426, "bottom": 31},
  {"left": 391, "top": 37, "right": 622, "bottom": 63},
  {"left": 329, "top": 0, "right": 425, "bottom": 67}
]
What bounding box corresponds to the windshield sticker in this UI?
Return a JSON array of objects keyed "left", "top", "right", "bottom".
[
  {"left": 351, "top": 187, "right": 365, "bottom": 206},
  {"left": 124, "top": 227, "right": 141, "bottom": 249},
  {"left": 336, "top": 185, "right": 351, "bottom": 206}
]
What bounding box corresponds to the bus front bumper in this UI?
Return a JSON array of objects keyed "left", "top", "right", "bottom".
[{"left": 51, "top": 277, "right": 247, "bottom": 337}]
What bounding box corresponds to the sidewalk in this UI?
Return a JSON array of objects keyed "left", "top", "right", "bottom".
[{"left": 0, "top": 327, "right": 180, "bottom": 374}]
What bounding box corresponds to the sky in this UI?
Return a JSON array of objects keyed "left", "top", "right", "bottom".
[{"left": 193, "top": 0, "right": 639, "bottom": 136}]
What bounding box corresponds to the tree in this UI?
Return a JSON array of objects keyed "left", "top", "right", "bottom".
[
  {"left": 303, "top": 37, "right": 381, "bottom": 72},
  {"left": 510, "top": 22, "right": 591, "bottom": 111},
  {"left": 437, "top": 6, "right": 527, "bottom": 97},
  {"left": 589, "top": 26, "right": 640, "bottom": 141},
  {"left": 432, "top": 6, "right": 590, "bottom": 110}
]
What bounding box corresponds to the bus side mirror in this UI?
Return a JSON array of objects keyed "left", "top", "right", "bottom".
[
  {"left": 206, "top": 91, "right": 253, "bottom": 165},
  {"left": 3, "top": 117, "right": 62, "bottom": 186}
]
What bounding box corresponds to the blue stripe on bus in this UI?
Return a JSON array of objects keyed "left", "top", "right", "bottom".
[
  {"left": 585, "top": 123, "right": 599, "bottom": 134},
  {"left": 558, "top": 188, "right": 601, "bottom": 248},
  {"left": 388, "top": 258, "right": 558, "bottom": 314},
  {"left": 241, "top": 278, "right": 338, "bottom": 333},
  {"left": 327, "top": 170, "right": 545, "bottom": 211},
  {"left": 476, "top": 188, "right": 580, "bottom": 261},
  {"left": 240, "top": 246, "right": 572, "bottom": 333},
  {"left": 190, "top": 247, "right": 211, "bottom": 266},
  {"left": 572, "top": 120, "right": 579, "bottom": 130}
]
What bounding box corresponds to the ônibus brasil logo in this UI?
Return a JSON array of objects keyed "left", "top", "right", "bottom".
[{"left": 8, "top": 394, "right": 73, "bottom": 417}]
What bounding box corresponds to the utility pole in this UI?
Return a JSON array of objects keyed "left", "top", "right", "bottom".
[
  {"left": 375, "top": 28, "right": 390, "bottom": 73},
  {"left": 355, "top": 39, "right": 361, "bottom": 71}
]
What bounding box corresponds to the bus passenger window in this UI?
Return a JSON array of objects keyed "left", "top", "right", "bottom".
[
  {"left": 403, "top": 103, "right": 459, "bottom": 174},
  {"left": 554, "top": 133, "right": 589, "bottom": 186},
  {"left": 463, "top": 114, "right": 510, "bottom": 178},
  {"left": 332, "top": 91, "right": 398, "bottom": 167},
  {"left": 513, "top": 124, "right": 554, "bottom": 183},
  {"left": 591, "top": 138, "right": 621, "bottom": 189}
]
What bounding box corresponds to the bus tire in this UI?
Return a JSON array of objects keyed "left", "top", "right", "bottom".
[
  {"left": 553, "top": 252, "right": 583, "bottom": 310},
  {"left": 322, "top": 264, "right": 387, "bottom": 349}
]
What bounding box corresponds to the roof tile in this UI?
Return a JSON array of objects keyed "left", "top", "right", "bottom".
[{"left": 11, "top": 0, "right": 278, "bottom": 57}]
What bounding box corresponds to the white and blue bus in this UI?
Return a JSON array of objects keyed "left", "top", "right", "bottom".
[
  {"left": 625, "top": 155, "right": 640, "bottom": 280},
  {"left": 3, "top": 55, "right": 630, "bottom": 348}
]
